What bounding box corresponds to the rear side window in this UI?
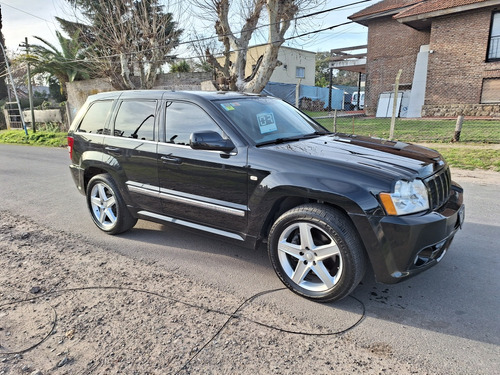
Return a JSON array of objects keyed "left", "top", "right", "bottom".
[
  {"left": 78, "top": 100, "right": 113, "bottom": 134},
  {"left": 113, "top": 100, "right": 156, "bottom": 141},
  {"left": 165, "top": 101, "right": 224, "bottom": 145}
]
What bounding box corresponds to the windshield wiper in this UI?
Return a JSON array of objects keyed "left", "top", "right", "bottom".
[{"left": 256, "top": 131, "right": 330, "bottom": 147}]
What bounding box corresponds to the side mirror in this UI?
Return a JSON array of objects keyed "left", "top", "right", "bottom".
[{"left": 190, "top": 131, "right": 235, "bottom": 152}]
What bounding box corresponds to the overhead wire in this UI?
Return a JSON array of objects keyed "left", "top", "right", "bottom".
[{"left": 1, "top": 0, "right": 373, "bottom": 65}]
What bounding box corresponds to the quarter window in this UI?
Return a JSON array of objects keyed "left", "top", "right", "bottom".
[
  {"left": 165, "top": 102, "right": 224, "bottom": 145},
  {"left": 488, "top": 12, "right": 500, "bottom": 61},
  {"left": 113, "top": 100, "right": 156, "bottom": 141},
  {"left": 78, "top": 100, "right": 113, "bottom": 134}
]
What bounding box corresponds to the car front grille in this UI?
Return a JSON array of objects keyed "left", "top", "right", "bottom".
[{"left": 425, "top": 167, "right": 452, "bottom": 211}]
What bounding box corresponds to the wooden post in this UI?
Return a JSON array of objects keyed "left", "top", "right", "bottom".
[
  {"left": 295, "top": 78, "right": 302, "bottom": 108},
  {"left": 352, "top": 116, "right": 355, "bottom": 134},
  {"left": 389, "top": 69, "right": 402, "bottom": 141},
  {"left": 453, "top": 115, "right": 464, "bottom": 142},
  {"left": 333, "top": 109, "right": 337, "bottom": 133}
]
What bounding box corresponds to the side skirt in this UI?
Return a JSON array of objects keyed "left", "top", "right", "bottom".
[{"left": 136, "top": 210, "right": 245, "bottom": 242}]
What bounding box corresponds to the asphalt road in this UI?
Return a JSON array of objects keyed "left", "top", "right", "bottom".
[{"left": 1, "top": 144, "right": 499, "bottom": 374}]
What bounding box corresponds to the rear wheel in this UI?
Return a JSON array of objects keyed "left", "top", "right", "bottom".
[
  {"left": 86, "top": 174, "right": 137, "bottom": 234},
  {"left": 268, "top": 204, "right": 366, "bottom": 302}
]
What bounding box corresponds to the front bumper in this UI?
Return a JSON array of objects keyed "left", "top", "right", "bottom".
[{"left": 357, "top": 183, "right": 464, "bottom": 284}]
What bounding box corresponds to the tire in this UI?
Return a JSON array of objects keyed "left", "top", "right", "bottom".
[
  {"left": 86, "top": 174, "right": 137, "bottom": 235},
  {"left": 268, "top": 204, "right": 366, "bottom": 302}
]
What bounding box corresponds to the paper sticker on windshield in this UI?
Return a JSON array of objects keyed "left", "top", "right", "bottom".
[
  {"left": 257, "top": 112, "right": 277, "bottom": 134},
  {"left": 221, "top": 103, "right": 235, "bottom": 111}
]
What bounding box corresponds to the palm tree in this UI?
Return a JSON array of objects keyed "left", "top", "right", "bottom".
[{"left": 26, "top": 30, "right": 91, "bottom": 98}]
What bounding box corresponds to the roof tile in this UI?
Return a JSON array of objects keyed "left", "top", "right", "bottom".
[
  {"left": 349, "top": 0, "right": 423, "bottom": 20},
  {"left": 395, "top": 0, "right": 491, "bottom": 18}
]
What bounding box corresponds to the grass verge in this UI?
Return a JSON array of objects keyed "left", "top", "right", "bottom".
[
  {"left": 427, "top": 145, "right": 500, "bottom": 172},
  {"left": 0, "top": 129, "right": 67, "bottom": 147}
]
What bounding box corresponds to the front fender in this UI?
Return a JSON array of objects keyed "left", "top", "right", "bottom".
[{"left": 247, "top": 172, "right": 384, "bottom": 240}]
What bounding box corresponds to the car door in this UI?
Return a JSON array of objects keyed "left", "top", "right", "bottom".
[
  {"left": 103, "top": 98, "right": 161, "bottom": 212},
  {"left": 157, "top": 100, "right": 249, "bottom": 237}
]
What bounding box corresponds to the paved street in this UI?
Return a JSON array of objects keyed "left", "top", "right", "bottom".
[{"left": 1, "top": 144, "right": 499, "bottom": 374}]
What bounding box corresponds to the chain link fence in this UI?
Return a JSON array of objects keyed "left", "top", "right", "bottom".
[{"left": 312, "top": 114, "right": 500, "bottom": 144}]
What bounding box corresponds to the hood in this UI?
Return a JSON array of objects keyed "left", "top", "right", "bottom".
[{"left": 268, "top": 134, "right": 445, "bottom": 179}]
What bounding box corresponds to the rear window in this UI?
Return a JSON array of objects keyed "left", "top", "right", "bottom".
[
  {"left": 78, "top": 100, "right": 113, "bottom": 134},
  {"left": 113, "top": 100, "right": 156, "bottom": 141}
]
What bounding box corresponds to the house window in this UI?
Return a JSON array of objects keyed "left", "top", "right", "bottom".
[
  {"left": 487, "top": 12, "right": 500, "bottom": 61},
  {"left": 296, "top": 67, "right": 305, "bottom": 78},
  {"left": 481, "top": 78, "right": 500, "bottom": 103}
]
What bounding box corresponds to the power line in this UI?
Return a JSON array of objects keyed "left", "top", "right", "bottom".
[
  {"left": 6, "top": 0, "right": 372, "bottom": 68},
  {"left": 0, "top": 1, "right": 54, "bottom": 23}
]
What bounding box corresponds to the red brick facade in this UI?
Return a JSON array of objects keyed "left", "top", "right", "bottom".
[
  {"left": 426, "top": 9, "right": 500, "bottom": 105},
  {"left": 365, "top": 17, "right": 430, "bottom": 113},
  {"left": 353, "top": 1, "right": 500, "bottom": 116}
]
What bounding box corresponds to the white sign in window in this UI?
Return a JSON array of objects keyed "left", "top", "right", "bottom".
[{"left": 257, "top": 112, "right": 277, "bottom": 134}]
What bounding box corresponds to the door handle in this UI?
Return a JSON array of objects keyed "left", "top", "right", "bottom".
[
  {"left": 105, "top": 146, "right": 121, "bottom": 155},
  {"left": 160, "top": 155, "right": 181, "bottom": 164}
]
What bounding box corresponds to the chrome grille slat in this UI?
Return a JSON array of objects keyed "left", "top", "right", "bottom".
[{"left": 425, "top": 167, "right": 451, "bottom": 211}]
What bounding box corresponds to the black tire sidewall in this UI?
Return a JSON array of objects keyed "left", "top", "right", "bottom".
[
  {"left": 86, "top": 174, "right": 132, "bottom": 235},
  {"left": 268, "top": 205, "right": 364, "bottom": 302}
]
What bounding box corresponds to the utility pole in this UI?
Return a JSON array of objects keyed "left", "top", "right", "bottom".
[{"left": 20, "top": 37, "right": 35, "bottom": 132}]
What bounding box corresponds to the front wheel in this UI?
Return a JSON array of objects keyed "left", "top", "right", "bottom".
[
  {"left": 268, "top": 204, "right": 366, "bottom": 302},
  {"left": 86, "top": 174, "right": 137, "bottom": 235}
]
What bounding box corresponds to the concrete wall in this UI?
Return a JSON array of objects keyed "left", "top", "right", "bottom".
[
  {"left": 66, "top": 73, "right": 214, "bottom": 123},
  {"left": 23, "top": 109, "right": 63, "bottom": 123},
  {"left": 153, "top": 72, "right": 212, "bottom": 90},
  {"left": 66, "top": 78, "right": 115, "bottom": 123}
]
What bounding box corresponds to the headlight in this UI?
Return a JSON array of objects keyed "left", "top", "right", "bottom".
[{"left": 379, "top": 179, "right": 429, "bottom": 216}]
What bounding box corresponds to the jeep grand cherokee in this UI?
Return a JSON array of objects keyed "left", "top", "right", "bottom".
[{"left": 68, "top": 90, "right": 465, "bottom": 302}]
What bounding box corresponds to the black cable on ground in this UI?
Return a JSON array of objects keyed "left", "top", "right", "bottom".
[{"left": 0, "top": 285, "right": 365, "bottom": 372}]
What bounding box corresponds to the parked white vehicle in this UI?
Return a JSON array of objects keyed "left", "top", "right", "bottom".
[{"left": 351, "top": 91, "right": 365, "bottom": 110}]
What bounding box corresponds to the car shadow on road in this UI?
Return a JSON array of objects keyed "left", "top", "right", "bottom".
[{"left": 118, "top": 220, "right": 498, "bottom": 347}]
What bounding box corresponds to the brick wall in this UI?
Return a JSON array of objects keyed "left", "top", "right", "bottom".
[
  {"left": 363, "top": 7, "right": 500, "bottom": 117},
  {"left": 425, "top": 9, "right": 500, "bottom": 107},
  {"left": 365, "top": 17, "right": 430, "bottom": 115}
]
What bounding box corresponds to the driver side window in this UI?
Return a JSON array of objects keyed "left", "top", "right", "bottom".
[{"left": 165, "top": 101, "right": 224, "bottom": 145}]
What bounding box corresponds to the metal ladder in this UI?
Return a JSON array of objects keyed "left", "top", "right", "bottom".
[
  {"left": 1, "top": 43, "right": 27, "bottom": 135},
  {"left": 4, "top": 101, "right": 24, "bottom": 130}
]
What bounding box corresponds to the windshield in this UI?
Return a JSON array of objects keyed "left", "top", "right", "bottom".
[{"left": 214, "top": 97, "right": 328, "bottom": 145}]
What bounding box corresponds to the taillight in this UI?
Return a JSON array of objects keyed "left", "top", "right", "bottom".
[{"left": 67, "top": 136, "right": 74, "bottom": 159}]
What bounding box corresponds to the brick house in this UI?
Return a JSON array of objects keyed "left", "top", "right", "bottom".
[{"left": 349, "top": 0, "right": 500, "bottom": 117}]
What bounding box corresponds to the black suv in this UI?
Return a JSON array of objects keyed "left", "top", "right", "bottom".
[{"left": 68, "top": 90, "right": 464, "bottom": 302}]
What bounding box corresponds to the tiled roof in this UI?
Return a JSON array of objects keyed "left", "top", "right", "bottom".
[
  {"left": 349, "top": 0, "right": 423, "bottom": 20},
  {"left": 395, "top": 0, "right": 491, "bottom": 18}
]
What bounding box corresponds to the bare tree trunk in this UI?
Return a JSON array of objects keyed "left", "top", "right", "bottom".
[{"left": 120, "top": 53, "right": 135, "bottom": 90}]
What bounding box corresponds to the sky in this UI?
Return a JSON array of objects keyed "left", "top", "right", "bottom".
[{"left": 0, "top": 0, "right": 370, "bottom": 55}]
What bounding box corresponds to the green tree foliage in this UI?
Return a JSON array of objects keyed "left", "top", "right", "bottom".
[
  {"left": 48, "top": 76, "right": 66, "bottom": 102},
  {"left": 25, "top": 29, "right": 91, "bottom": 98},
  {"left": 170, "top": 60, "right": 191, "bottom": 73},
  {"left": 62, "top": 0, "right": 182, "bottom": 89},
  {"left": 315, "top": 51, "right": 360, "bottom": 87}
]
